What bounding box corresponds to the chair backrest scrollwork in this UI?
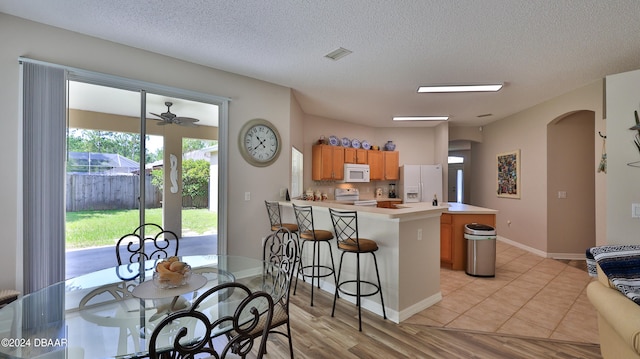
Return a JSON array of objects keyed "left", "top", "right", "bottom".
[
  {"left": 148, "top": 282, "right": 274, "bottom": 359},
  {"left": 115, "top": 223, "right": 179, "bottom": 265},
  {"left": 263, "top": 227, "right": 298, "bottom": 307}
]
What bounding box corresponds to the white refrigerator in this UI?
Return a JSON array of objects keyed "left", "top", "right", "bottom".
[{"left": 399, "top": 164, "right": 443, "bottom": 203}]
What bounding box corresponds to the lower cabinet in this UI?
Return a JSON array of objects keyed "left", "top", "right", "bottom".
[
  {"left": 376, "top": 199, "right": 402, "bottom": 209},
  {"left": 440, "top": 213, "right": 496, "bottom": 270}
]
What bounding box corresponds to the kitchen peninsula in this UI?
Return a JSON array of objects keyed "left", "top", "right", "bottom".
[{"left": 280, "top": 200, "right": 449, "bottom": 323}]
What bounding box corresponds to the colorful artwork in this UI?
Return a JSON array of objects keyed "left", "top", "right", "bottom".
[{"left": 497, "top": 150, "right": 520, "bottom": 199}]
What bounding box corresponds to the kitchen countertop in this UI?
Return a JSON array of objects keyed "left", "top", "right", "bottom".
[
  {"left": 285, "top": 199, "right": 447, "bottom": 219},
  {"left": 287, "top": 200, "right": 497, "bottom": 217},
  {"left": 443, "top": 202, "right": 499, "bottom": 214}
]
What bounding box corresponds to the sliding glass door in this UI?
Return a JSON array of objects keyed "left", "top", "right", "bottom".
[{"left": 65, "top": 81, "right": 220, "bottom": 279}]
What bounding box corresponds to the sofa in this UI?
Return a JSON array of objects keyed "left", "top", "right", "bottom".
[{"left": 587, "top": 263, "right": 640, "bottom": 359}]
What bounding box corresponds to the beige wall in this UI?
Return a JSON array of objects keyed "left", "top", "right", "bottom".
[
  {"left": 0, "top": 14, "right": 292, "bottom": 290},
  {"left": 450, "top": 126, "right": 483, "bottom": 143},
  {"left": 547, "top": 111, "right": 596, "bottom": 255},
  {"left": 605, "top": 68, "right": 640, "bottom": 245},
  {"left": 470, "top": 81, "right": 605, "bottom": 252}
]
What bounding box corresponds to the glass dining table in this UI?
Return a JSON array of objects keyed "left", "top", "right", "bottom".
[{"left": 0, "top": 255, "right": 285, "bottom": 359}]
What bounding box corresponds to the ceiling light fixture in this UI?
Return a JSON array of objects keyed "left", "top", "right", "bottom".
[
  {"left": 417, "top": 84, "right": 503, "bottom": 93},
  {"left": 324, "top": 47, "right": 353, "bottom": 61},
  {"left": 393, "top": 116, "right": 449, "bottom": 121}
]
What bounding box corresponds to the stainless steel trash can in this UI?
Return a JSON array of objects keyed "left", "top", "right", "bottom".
[{"left": 465, "top": 223, "right": 496, "bottom": 277}]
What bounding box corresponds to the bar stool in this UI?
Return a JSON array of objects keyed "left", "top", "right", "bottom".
[
  {"left": 265, "top": 200, "right": 301, "bottom": 292},
  {"left": 265, "top": 200, "right": 299, "bottom": 235},
  {"left": 329, "top": 208, "right": 386, "bottom": 331},
  {"left": 292, "top": 203, "right": 337, "bottom": 306}
]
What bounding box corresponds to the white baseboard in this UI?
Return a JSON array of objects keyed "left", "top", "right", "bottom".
[
  {"left": 546, "top": 253, "right": 587, "bottom": 260},
  {"left": 397, "top": 292, "right": 442, "bottom": 323},
  {"left": 497, "top": 236, "right": 587, "bottom": 260},
  {"left": 497, "top": 236, "right": 546, "bottom": 257},
  {"left": 294, "top": 274, "right": 442, "bottom": 324}
]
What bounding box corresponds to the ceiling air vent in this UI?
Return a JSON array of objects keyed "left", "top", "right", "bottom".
[
  {"left": 477, "top": 113, "right": 493, "bottom": 118},
  {"left": 325, "top": 47, "right": 352, "bottom": 61}
]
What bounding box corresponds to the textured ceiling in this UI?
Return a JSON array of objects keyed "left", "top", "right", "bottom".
[{"left": 2, "top": 0, "right": 640, "bottom": 128}]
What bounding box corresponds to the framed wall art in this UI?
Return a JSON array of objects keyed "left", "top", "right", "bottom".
[{"left": 497, "top": 149, "right": 520, "bottom": 199}]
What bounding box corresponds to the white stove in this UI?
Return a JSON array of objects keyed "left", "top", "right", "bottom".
[{"left": 334, "top": 188, "right": 378, "bottom": 207}]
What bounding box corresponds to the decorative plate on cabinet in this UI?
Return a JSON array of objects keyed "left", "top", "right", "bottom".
[
  {"left": 351, "top": 139, "right": 361, "bottom": 148},
  {"left": 328, "top": 135, "right": 339, "bottom": 146},
  {"left": 341, "top": 137, "right": 351, "bottom": 147},
  {"left": 361, "top": 140, "right": 371, "bottom": 150}
]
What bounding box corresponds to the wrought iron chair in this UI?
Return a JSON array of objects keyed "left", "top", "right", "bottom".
[
  {"left": 115, "top": 223, "right": 179, "bottom": 265},
  {"left": 149, "top": 282, "right": 274, "bottom": 359},
  {"left": 329, "top": 208, "right": 387, "bottom": 331},
  {"left": 265, "top": 200, "right": 301, "bottom": 291},
  {"left": 261, "top": 227, "right": 298, "bottom": 358},
  {"left": 292, "top": 204, "right": 337, "bottom": 306}
]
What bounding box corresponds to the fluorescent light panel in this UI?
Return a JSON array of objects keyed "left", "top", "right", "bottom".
[
  {"left": 418, "top": 84, "right": 503, "bottom": 93},
  {"left": 393, "top": 116, "right": 449, "bottom": 121}
]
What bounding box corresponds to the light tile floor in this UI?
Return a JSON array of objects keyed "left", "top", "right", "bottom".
[{"left": 406, "top": 240, "right": 600, "bottom": 344}]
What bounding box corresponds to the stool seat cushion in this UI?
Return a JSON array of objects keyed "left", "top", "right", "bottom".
[
  {"left": 271, "top": 223, "right": 299, "bottom": 232},
  {"left": 300, "top": 229, "right": 333, "bottom": 241},
  {"left": 338, "top": 238, "right": 378, "bottom": 252}
]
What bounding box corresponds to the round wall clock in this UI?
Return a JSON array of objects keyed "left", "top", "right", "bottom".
[{"left": 238, "top": 118, "right": 282, "bottom": 167}]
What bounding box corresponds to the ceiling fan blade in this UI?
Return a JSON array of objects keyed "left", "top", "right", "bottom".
[
  {"left": 175, "top": 116, "right": 199, "bottom": 123},
  {"left": 156, "top": 121, "right": 171, "bottom": 126},
  {"left": 149, "top": 112, "right": 169, "bottom": 121}
]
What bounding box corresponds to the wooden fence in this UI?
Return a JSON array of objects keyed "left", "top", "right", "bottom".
[
  {"left": 66, "top": 174, "right": 161, "bottom": 212},
  {"left": 66, "top": 174, "right": 209, "bottom": 212}
]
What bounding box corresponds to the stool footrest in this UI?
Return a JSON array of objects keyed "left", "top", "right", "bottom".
[
  {"left": 336, "top": 280, "right": 381, "bottom": 298},
  {"left": 300, "top": 265, "right": 335, "bottom": 279}
]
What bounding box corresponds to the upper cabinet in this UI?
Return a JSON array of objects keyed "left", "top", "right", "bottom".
[
  {"left": 344, "top": 148, "right": 368, "bottom": 164},
  {"left": 313, "top": 145, "right": 399, "bottom": 182},
  {"left": 368, "top": 150, "right": 383, "bottom": 180},
  {"left": 312, "top": 145, "right": 345, "bottom": 181},
  {"left": 383, "top": 151, "right": 399, "bottom": 180},
  {"left": 369, "top": 150, "right": 399, "bottom": 181}
]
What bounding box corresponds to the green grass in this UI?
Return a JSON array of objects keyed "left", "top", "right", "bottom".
[{"left": 65, "top": 208, "right": 217, "bottom": 249}]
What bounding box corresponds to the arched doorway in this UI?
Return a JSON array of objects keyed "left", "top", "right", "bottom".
[{"left": 546, "top": 110, "right": 596, "bottom": 257}]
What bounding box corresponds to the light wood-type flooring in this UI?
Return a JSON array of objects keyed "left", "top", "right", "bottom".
[{"left": 253, "top": 240, "right": 602, "bottom": 359}]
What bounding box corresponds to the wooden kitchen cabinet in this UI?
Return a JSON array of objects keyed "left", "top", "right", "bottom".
[
  {"left": 312, "top": 145, "right": 345, "bottom": 180},
  {"left": 440, "top": 214, "right": 453, "bottom": 264},
  {"left": 368, "top": 150, "right": 384, "bottom": 180},
  {"left": 440, "top": 212, "right": 496, "bottom": 270},
  {"left": 344, "top": 148, "right": 368, "bottom": 164},
  {"left": 383, "top": 151, "right": 399, "bottom": 180},
  {"left": 368, "top": 150, "right": 399, "bottom": 181},
  {"left": 376, "top": 199, "right": 403, "bottom": 208}
]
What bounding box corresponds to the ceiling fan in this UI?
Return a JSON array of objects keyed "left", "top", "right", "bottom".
[{"left": 149, "top": 102, "right": 199, "bottom": 127}]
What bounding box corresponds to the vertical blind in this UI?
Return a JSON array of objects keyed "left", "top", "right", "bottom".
[{"left": 22, "top": 61, "right": 66, "bottom": 294}]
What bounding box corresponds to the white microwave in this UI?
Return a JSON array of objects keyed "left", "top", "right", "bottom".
[{"left": 343, "top": 164, "right": 370, "bottom": 183}]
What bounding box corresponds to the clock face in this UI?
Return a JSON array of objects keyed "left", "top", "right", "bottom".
[
  {"left": 238, "top": 119, "right": 281, "bottom": 167},
  {"left": 244, "top": 124, "right": 278, "bottom": 161}
]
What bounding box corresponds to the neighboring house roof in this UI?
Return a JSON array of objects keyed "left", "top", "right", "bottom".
[
  {"left": 68, "top": 152, "right": 139, "bottom": 173},
  {"left": 148, "top": 146, "right": 219, "bottom": 169}
]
